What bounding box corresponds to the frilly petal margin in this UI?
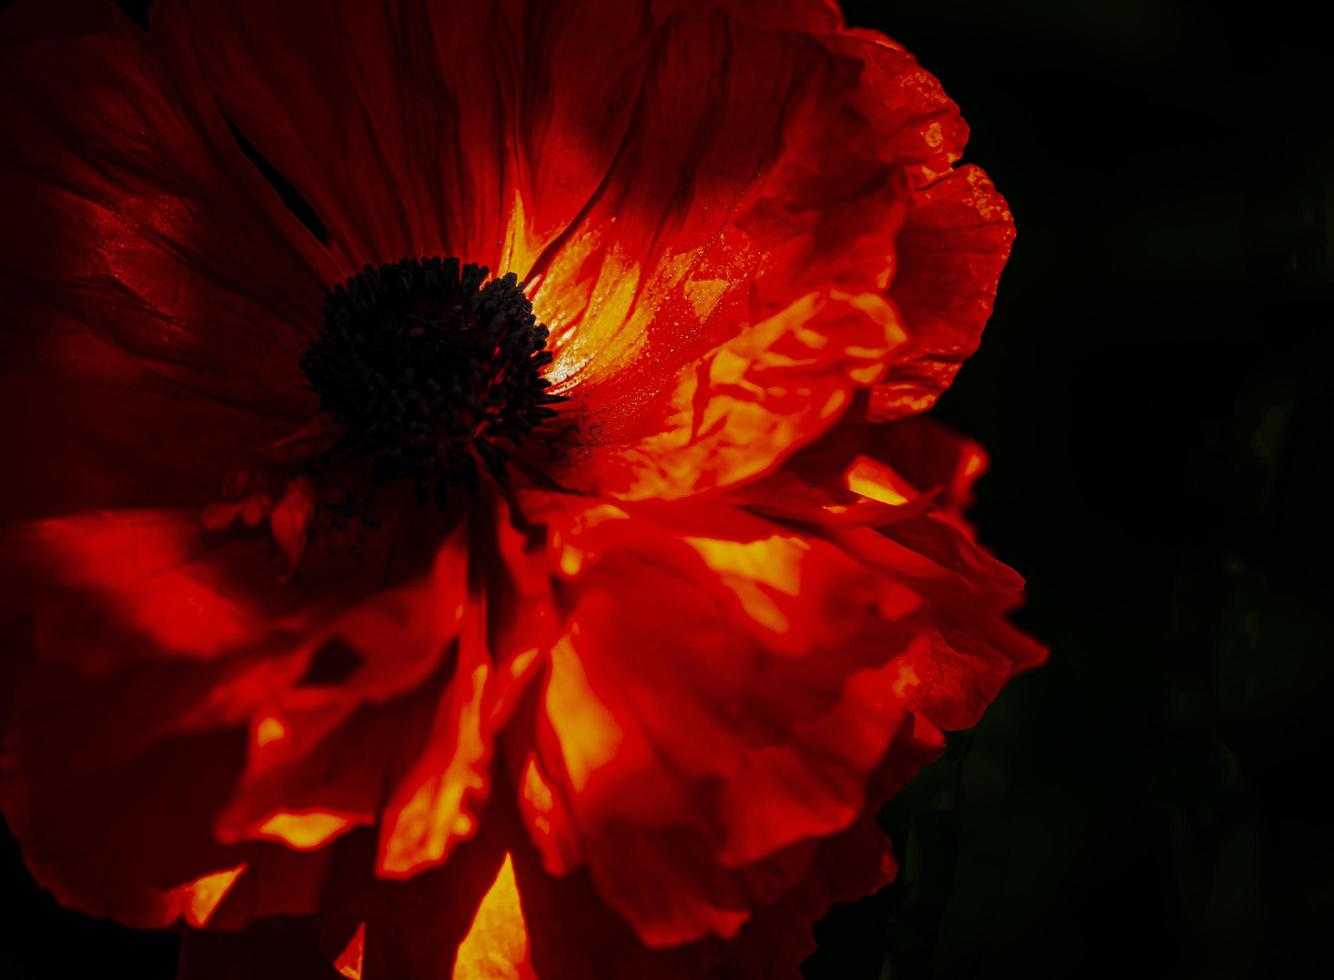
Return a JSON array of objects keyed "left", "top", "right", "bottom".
[
  {"left": 729, "top": 415, "right": 1047, "bottom": 730},
  {"left": 874, "top": 166, "right": 1016, "bottom": 420},
  {"left": 0, "top": 2, "right": 1035, "bottom": 975},
  {"left": 820, "top": 30, "right": 1016, "bottom": 422},
  {"left": 0, "top": 508, "right": 484, "bottom": 930},
  {"left": 532, "top": 7, "right": 924, "bottom": 500},
  {"left": 501, "top": 486, "right": 1040, "bottom": 948},
  {"left": 533, "top": 7, "right": 1004, "bottom": 500}
]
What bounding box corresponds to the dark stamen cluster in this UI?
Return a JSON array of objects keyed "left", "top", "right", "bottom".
[{"left": 301, "top": 257, "right": 563, "bottom": 504}]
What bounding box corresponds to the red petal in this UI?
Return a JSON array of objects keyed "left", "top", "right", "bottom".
[
  {"left": 0, "top": 509, "right": 476, "bottom": 926},
  {"left": 0, "top": 1, "right": 333, "bottom": 426},
  {"left": 741, "top": 413, "right": 992, "bottom": 527},
  {"left": 155, "top": 0, "right": 650, "bottom": 277},
  {"left": 873, "top": 166, "right": 1017, "bottom": 419},
  {"left": 535, "top": 9, "right": 921, "bottom": 499},
  {"left": 375, "top": 598, "right": 495, "bottom": 878},
  {"left": 708, "top": 819, "right": 899, "bottom": 979},
  {"left": 830, "top": 518, "right": 1046, "bottom": 731},
  {"left": 515, "top": 492, "right": 922, "bottom": 945},
  {"left": 817, "top": 31, "right": 1011, "bottom": 421},
  {"left": 211, "top": 525, "right": 476, "bottom": 846}
]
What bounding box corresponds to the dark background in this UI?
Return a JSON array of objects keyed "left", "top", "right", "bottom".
[{"left": 4, "top": 1, "right": 1332, "bottom": 977}]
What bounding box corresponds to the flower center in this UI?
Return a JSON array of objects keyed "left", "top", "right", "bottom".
[{"left": 301, "top": 257, "right": 562, "bottom": 503}]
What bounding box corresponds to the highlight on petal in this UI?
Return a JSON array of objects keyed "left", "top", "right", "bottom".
[
  {"left": 376, "top": 605, "right": 494, "bottom": 878},
  {"left": 528, "top": 5, "right": 928, "bottom": 501},
  {"left": 516, "top": 752, "right": 581, "bottom": 876},
  {"left": 334, "top": 923, "right": 366, "bottom": 980},
  {"left": 0, "top": 2, "right": 1035, "bottom": 972},
  {"left": 682, "top": 534, "right": 809, "bottom": 636},
  {"left": 844, "top": 455, "right": 914, "bottom": 507},
  {"left": 514, "top": 492, "right": 925, "bottom": 945},
  {"left": 177, "top": 864, "right": 247, "bottom": 929},
  {"left": 253, "top": 712, "right": 289, "bottom": 749},
  {"left": 542, "top": 633, "right": 625, "bottom": 794},
  {"left": 567, "top": 288, "right": 904, "bottom": 500},
  {"left": 254, "top": 810, "right": 356, "bottom": 851},
  {"left": 452, "top": 854, "right": 534, "bottom": 980}
]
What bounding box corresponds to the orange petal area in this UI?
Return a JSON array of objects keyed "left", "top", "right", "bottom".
[
  {"left": 254, "top": 712, "right": 288, "bottom": 748},
  {"left": 844, "top": 455, "right": 915, "bottom": 507},
  {"left": 177, "top": 864, "right": 246, "bottom": 928},
  {"left": 516, "top": 752, "right": 582, "bottom": 876},
  {"left": 334, "top": 923, "right": 366, "bottom": 980},
  {"left": 517, "top": 492, "right": 922, "bottom": 946},
  {"left": 376, "top": 602, "right": 493, "bottom": 878},
  {"left": 531, "top": 8, "right": 928, "bottom": 501},
  {"left": 205, "top": 524, "right": 473, "bottom": 850},
  {"left": 254, "top": 810, "right": 356, "bottom": 851},
  {"left": 451, "top": 854, "right": 536, "bottom": 980},
  {"left": 565, "top": 288, "right": 904, "bottom": 501},
  {"left": 375, "top": 502, "right": 552, "bottom": 879}
]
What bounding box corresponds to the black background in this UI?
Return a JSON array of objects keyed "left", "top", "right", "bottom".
[{"left": 4, "top": 1, "right": 1332, "bottom": 977}]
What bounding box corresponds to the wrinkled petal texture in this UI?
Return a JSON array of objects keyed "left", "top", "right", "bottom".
[
  {"left": 154, "top": 0, "right": 1008, "bottom": 501},
  {"left": 0, "top": 507, "right": 476, "bottom": 927},
  {"left": 0, "top": 0, "right": 1034, "bottom": 976},
  {"left": 511, "top": 434, "right": 1042, "bottom": 947}
]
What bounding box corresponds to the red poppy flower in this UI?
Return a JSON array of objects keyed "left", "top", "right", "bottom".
[{"left": 0, "top": 0, "right": 1044, "bottom": 976}]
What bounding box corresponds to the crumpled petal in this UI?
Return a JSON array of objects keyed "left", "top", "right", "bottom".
[
  {"left": 732, "top": 416, "right": 1047, "bottom": 731},
  {"left": 534, "top": 7, "right": 926, "bottom": 499},
  {"left": 873, "top": 166, "right": 1016, "bottom": 419},
  {"left": 0, "top": 508, "right": 476, "bottom": 926},
  {"left": 736, "top": 410, "right": 991, "bottom": 527},
  {"left": 511, "top": 491, "right": 925, "bottom": 945}
]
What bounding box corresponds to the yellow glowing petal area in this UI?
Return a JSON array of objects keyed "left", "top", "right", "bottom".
[
  {"left": 684, "top": 534, "right": 807, "bottom": 634},
  {"left": 334, "top": 923, "right": 366, "bottom": 980},
  {"left": 544, "top": 633, "right": 622, "bottom": 793},
  {"left": 256, "top": 810, "right": 354, "bottom": 850},
  {"left": 453, "top": 854, "right": 534, "bottom": 980},
  {"left": 962, "top": 446, "right": 986, "bottom": 480},
  {"left": 254, "top": 712, "right": 288, "bottom": 748},
  {"left": 892, "top": 661, "right": 922, "bottom": 698},
  {"left": 378, "top": 661, "right": 489, "bottom": 877},
  {"left": 521, "top": 756, "right": 556, "bottom": 838},
  {"left": 181, "top": 864, "right": 246, "bottom": 927},
  {"left": 844, "top": 455, "right": 914, "bottom": 506}
]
